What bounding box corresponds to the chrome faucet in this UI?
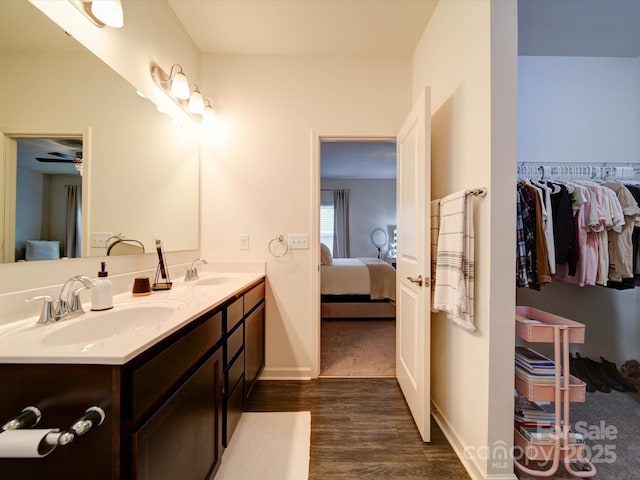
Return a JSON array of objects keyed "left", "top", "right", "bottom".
[
  {"left": 184, "top": 257, "right": 208, "bottom": 281},
  {"left": 27, "top": 275, "right": 95, "bottom": 325}
]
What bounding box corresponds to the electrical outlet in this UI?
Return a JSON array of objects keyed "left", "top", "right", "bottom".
[
  {"left": 239, "top": 234, "right": 250, "bottom": 250},
  {"left": 288, "top": 234, "right": 309, "bottom": 250},
  {"left": 90, "top": 232, "right": 113, "bottom": 248}
]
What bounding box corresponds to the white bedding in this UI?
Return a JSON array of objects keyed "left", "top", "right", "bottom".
[
  {"left": 321, "top": 258, "right": 371, "bottom": 295},
  {"left": 321, "top": 257, "right": 397, "bottom": 302}
]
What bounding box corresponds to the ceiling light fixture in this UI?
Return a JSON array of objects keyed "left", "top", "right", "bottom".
[
  {"left": 151, "top": 63, "right": 214, "bottom": 122},
  {"left": 70, "top": 0, "right": 124, "bottom": 28}
]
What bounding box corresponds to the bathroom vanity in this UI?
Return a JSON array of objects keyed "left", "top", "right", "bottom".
[{"left": 0, "top": 273, "right": 265, "bottom": 480}]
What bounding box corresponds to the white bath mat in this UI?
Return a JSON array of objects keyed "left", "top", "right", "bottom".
[{"left": 215, "top": 411, "right": 311, "bottom": 480}]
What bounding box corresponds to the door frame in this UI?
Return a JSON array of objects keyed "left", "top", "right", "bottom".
[
  {"left": 310, "top": 130, "right": 399, "bottom": 379},
  {"left": 0, "top": 128, "right": 92, "bottom": 261}
]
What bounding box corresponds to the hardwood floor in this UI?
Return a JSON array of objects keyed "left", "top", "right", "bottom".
[{"left": 246, "top": 378, "right": 471, "bottom": 479}]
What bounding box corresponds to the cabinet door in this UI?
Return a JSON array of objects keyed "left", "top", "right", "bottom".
[
  {"left": 244, "top": 302, "right": 265, "bottom": 401},
  {"left": 133, "top": 349, "right": 223, "bottom": 480}
]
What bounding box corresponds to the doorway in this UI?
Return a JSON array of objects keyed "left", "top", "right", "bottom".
[
  {"left": 1, "top": 134, "right": 83, "bottom": 263},
  {"left": 317, "top": 138, "right": 397, "bottom": 377}
]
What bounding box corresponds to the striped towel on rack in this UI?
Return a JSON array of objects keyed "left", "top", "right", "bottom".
[
  {"left": 432, "top": 190, "right": 476, "bottom": 331},
  {"left": 431, "top": 199, "right": 440, "bottom": 311}
]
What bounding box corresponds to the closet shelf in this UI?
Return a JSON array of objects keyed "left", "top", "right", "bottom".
[
  {"left": 516, "top": 306, "right": 585, "bottom": 344},
  {"left": 514, "top": 428, "right": 587, "bottom": 462},
  {"left": 515, "top": 373, "right": 586, "bottom": 403}
]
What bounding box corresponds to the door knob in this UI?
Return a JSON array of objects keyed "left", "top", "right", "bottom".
[{"left": 407, "top": 275, "right": 423, "bottom": 287}]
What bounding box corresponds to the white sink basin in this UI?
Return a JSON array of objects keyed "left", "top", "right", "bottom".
[
  {"left": 41, "top": 301, "right": 185, "bottom": 346},
  {"left": 195, "top": 276, "right": 233, "bottom": 286}
]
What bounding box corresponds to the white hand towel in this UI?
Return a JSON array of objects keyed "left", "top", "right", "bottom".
[{"left": 432, "top": 190, "right": 476, "bottom": 331}]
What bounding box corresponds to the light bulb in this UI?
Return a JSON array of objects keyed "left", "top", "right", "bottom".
[
  {"left": 188, "top": 91, "right": 204, "bottom": 115},
  {"left": 90, "top": 0, "right": 124, "bottom": 28},
  {"left": 171, "top": 71, "right": 190, "bottom": 99}
]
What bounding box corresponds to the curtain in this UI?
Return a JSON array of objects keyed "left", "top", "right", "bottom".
[
  {"left": 333, "top": 189, "right": 350, "bottom": 258},
  {"left": 65, "top": 185, "right": 82, "bottom": 258}
]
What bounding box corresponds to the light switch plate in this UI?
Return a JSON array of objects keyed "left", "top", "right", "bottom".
[
  {"left": 288, "top": 234, "right": 309, "bottom": 249},
  {"left": 90, "top": 232, "right": 112, "bottom": 248},
  {"left": 239, "top": 234, "right": 250, "bottom": 250}
]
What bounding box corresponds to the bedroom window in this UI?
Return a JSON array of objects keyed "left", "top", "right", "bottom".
[{"left": 320, "top": 203, "right": 334, "bottom": 255}]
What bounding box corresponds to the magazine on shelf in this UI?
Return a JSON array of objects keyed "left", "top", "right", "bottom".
[
  {"left": 515, "top": 365, "right": 559, "bottom": 384},
  {"left": 519, "top": 426, "right": 584, "bottom": 445},
  {"left": 516, "top": 314, "right": 543, "bottom": 325},
  {"left": 514, "top": 396, "right": 556, "bottom": 425},
  {"left": 515, "top": 346, "right": 555, "bottom": 366}
]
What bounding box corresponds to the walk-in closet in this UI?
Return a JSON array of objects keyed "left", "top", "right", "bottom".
[{"left": 516, "top": 2, "right": 640, "bottom": 477}]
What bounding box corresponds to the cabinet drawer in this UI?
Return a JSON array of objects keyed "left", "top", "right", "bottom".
[
  {"left": 244, "top": 302, "right": 265, "bottom": 400},
  {"left": 244, "top": 281, "right": 265, "bottom": 313},
  {"left": 130, "top": 311, "right": 222, "bottom": 420},
  {"left": 224, "top": 377, "right": 244, "bottom": 447},
  {"left": 226, "top": 350, "right": 244, "bottom": 394},
  {"left": 227, "top": 323, "right": 244, "bottom": 363},
  {"left": 226, "top": 298, "right": 243, "bottom": 332}
]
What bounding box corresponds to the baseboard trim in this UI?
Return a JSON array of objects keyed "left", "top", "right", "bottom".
[
  {"left": 260, "top": 367, "right": 312, "bottom": 380},
  {"left": 431, "top": 400, "right": 518, "bottom": 480}
]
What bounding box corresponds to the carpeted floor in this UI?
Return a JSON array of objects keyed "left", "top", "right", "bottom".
[
  {"left": 215, "top": 411, "right": 311, "bottom": 480},
  {"left": 517, "top": 389, "right": 640, "bottom": 479},
  {"left": 320, "top": 319, "right": 395, "bottom": 377}
]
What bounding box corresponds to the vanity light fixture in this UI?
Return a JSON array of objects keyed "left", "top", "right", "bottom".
[
  {"left": 70, "top": 0, "right": 124, "bottom": 28},
  {"left": 169, "top": 66, "right": 190, "bottom": 99},
  {"left": 188, "top": 86, "right": 205, "bottom": 115},
  {"left": 151, "top": 63, "right": 214, "bottom": 122}
]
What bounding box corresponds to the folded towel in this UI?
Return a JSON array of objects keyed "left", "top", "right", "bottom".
[{"left": 432, "top": 190, "right": 476, "bottom": 331}]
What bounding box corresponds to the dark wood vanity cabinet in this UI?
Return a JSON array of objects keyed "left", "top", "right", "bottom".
[
  {"left": 0, "top": 277, "right": 265, "bottom": 480},
  {"left": 126, "top": 309, "right": 224, "bottom": 480},
  {"left": 222, "top": 280, "right": 266, "bottom": 447}
]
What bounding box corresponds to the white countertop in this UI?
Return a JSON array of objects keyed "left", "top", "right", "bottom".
[{"left": 0, "top": 272, "right": 264, "bottom": 365}]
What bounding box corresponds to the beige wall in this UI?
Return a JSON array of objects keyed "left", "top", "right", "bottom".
[
  {"left": 199, "top": 54, "right": 411, "bottom": 378},
  {"left": 413, "top": 1, "right": 517, "bottom": 479}
]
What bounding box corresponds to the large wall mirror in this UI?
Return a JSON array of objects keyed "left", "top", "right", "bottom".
[{"left": 0, "top": 0, "right": 199, "bottom": 264}]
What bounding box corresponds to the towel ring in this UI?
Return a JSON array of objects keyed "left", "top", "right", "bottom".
[{"left": 268, "top": 235, "right": 289, "bottom": 257}]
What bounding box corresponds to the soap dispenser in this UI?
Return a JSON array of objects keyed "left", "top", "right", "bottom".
[{"left": 91, "top": 261, "right": 113, "bottom": 311}]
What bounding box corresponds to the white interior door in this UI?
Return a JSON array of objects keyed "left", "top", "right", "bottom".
[{"left": 396, "top": 87, "right": 431, "bottom": 442}]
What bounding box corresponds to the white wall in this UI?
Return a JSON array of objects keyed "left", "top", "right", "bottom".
[
  {"left": 413, "top": 1, "right": 517, "bottom": 479},
  {"left": 199, "top": 53, "right": 411, "bottom": 378},
  {"left": 517, "top": 55, "right": 640, "bottom": 364},
  {"left": 518, "top": 56, "right": 639, "bottom": 164},
  {"left": 321, "top": 178, "right": 396, "bottom": 258}
]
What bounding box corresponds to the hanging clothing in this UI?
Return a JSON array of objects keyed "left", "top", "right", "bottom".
[{"left": 516, "top": 174, "right": 640, "bottom": 291}]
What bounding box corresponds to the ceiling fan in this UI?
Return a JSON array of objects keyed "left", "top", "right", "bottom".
[
  {"left": 35, "top": 151, "right": 82, "bottom": 163},
  {"left": 34, "top": 139, "right": 83, "bottom": 171}
]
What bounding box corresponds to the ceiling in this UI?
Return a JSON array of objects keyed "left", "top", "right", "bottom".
[
  {"left": 167, "top": 0, "right": 438, "bottom": 56},
  {"left": 17, "top": 138, "right": 82, "bottom": 175},
  {"left": 518, "top": 0, "right": 640, "bottom": 57},
  {"left": 320, "top": 141, "right": 396, "bottom": 179}
]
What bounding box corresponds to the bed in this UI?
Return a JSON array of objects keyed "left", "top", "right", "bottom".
[{"left": 321, "top": 255, "right": 396, "bottom": 319}]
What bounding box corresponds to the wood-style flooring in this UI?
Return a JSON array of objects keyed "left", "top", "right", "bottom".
[{"left": 246, "top": 378, "right": 471, "bottom": 480}]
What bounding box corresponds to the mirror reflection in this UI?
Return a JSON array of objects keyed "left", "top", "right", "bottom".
[
  {"left": 14, "top": 137, "right": 83, "bottom": 262},
  {"left": 0, "top": 0, "right": 199, "bottom": 264}
]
